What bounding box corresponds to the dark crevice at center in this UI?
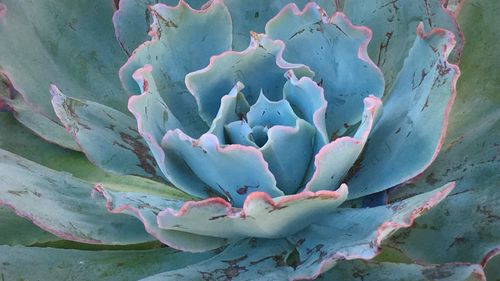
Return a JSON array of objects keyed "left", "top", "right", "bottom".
[{"left": 251, "top": 125, "right": 269, "bottom": 147}]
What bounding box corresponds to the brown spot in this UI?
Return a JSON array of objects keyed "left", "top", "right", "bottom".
[{"left": 118, "top": 132, "right": 158, "bottom": 178}]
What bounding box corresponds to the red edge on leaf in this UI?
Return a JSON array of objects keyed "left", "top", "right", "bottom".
[
  {"left": 117, "top": 0, "right": 231, "bottom": 91},
  {"left": 0, "top": 70, "right": 79, "bottom": 151},
  {"left": 481, "top": 247, "right": 500, "bottom": 268},
  {"left": 293, "top": 182, "right": 455, "bottom": 280},
  {"left": 161, "top": 129, "right": 279, "bottom": 191},
  {"left": 0, "top": 3, "right": 7, "bottom": 18},
  {"left": 286, "top": 70, "right": 328, "bottom": 143},
  {"left": 157, "top": 184, "right": 348, "bottom": 221},
  {"left": 402, "top": 24, "right": 461, "bottom": 190},
  {"left": 127, "top": 65, "right": 166, "bottom": 168},
  {"left": 185, "top": 34, "right": 313, "bottom": 119},
  {"left": 92, "top": 184, "right": 214, "bottom": 252},
  {"left": 0, "top": 199, "right": 102, "bottom": 244},
  {"left": 439, "top": 0, "right": 465, "bottom": 62},
  {"left": 304, "top": 96, "right": 381, "bottom": 191},
  {"left": 266, "top": 2, "right": 384, "bottom": 87}
]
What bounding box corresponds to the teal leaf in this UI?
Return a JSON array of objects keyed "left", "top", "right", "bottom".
[
  {"left": 208, "top": 82, "right": 250, "bottom": 144},
  {"left": 0, "top": 245, "right": 216, "bottom": 281},
  {"left": 0, "top": 75, "right": 80, "bottom": 150},
  {"left": 186, "top": 34, "right": 313, "bottom": 124},
  {"left": 247, "top": 92, "right": 298, "bottom": 128},
  {"left": 113, "top": 0, "right": 209, "bottom": 55},
  {"left": 305, "top": 96, "right": 382, "bottom": 192},
  {"left": 0, "top": 149, "right": 153, "bottom": 245},
  {"left": 120, "top": 0, "right": 232, "bottom": 136},
  {"left": 157, "top": 185, "right": 348, "bottom": 239},
  {"left": 320, "top": 260, "right": 486, "bottom": 281},
  {"left": 287, "top": 183, "right": 455, "bottom": 279},
  {"left": 266, "top": 4, "right": 385, "bottom": 137},
  {"left": 0, "top": 0, "right": 129, "bottom": 147},
  {"left": 160, "top": 130, "right": 284, "bottom": 206},
  {"left": 143, "top": 183, "right": 453, "bottom": 280},
  {"left": 95, "top": 186, "right": 227, "bottom": 252},
  {"left": 225, "top": 0, "right": 336, "bottom": 51},
  {"left": 283, "top": 71, "right": 329, "bottom": 155},
  {"left": 127, "top": 65, "right": 182, "bottom": 181},
  {"left": 260, "top": 119, "right": 315, "bottom": 194},
  {"left": 0, "top": 206, "right": 58, "bottom": 246},
  {"left": 50, "top": 85, "right": 162, "bottom": 180},
  {"left": 347, "top": 24, "right": 459, "bottom": 199},
  {"left": 140, "top": 239, "right": 294, "bottom": 280},
  {"left": 342, "top": 0, "right": 463, "bottom": 89}
]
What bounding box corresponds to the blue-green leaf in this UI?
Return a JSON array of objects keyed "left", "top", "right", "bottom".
[
  {"left": 0, "top": 0, "right": 128, "bottom": 148},
  {"left": 0, "top": 149, "right": 153, "bottom": 245},
  {"left": 266, "top": 4, "right": 385, "bottom": 137},
  {"left": 347, "top": 24, "right": 459, "bottom": 199},
  {"left": 0, "top": 245, "right": 216, "bottom": 281},
  {"left": 120, "top": 0, "right": 232, "bottom": 136},
  {"left": 51, "top": 86, "right": 162, "bottom": 180}
]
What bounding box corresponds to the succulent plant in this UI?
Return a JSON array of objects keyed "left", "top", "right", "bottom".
[{"left": 0, "top": 0, "right": 499, "bottom": 280}]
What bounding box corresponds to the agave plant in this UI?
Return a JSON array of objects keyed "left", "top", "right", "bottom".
[{"left": 0, "top": 0, "right": 499, "bottom": 280}]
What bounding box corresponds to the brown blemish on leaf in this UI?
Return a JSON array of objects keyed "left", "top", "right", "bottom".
[{"left": 117, "top": 132, "right": 158, "bottom": 178}]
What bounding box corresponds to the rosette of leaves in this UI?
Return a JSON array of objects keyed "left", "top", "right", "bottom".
[{"left": 0, "top": 0, "right": 498, "bottom": 280}]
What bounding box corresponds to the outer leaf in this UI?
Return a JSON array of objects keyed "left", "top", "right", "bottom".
[
  {"left": 144, "top": 183, "right": 454, "bottom": 280},
  {"left": 0, "top": 0, "right": 128, "bottom": 148},
  {"left": 0, "top": 245, "right": 216, "bottom": 281},
  {"left": 0, "top": 74, "right": 80, "bottom": 150},
  {"left": 320, "top": 260, "right": 486, "bottom": 281},
  {"left": 157, "top": 185, "right": 348, "bottom": 239},
  {"left": 342, "top": 0, "right": 464, "bottom": 89},
  {"left": 484, "top": 249, "right": 500, "bottom": 281},
  {"left": 113, "top": 0, "right": 209, "bottom": 55},
  {"left": 382, "top": 0, "right": 500, "bottom": 264},
  {"left": 287, "top": 183, "right": 454, "bottom": 279},
  {"left": 51, "top": 86, "right": 162, "bottom": 180},
  {"left": 186, "top": 34, "right": 313, "bottom": 124},
  {"left": 161, "top": 130, "right": 284, "bottom": 206},
  {"left": 224, "top": 0, "right": 336, "bottom": 50},
  {"left": 141, "top": 239, "right": 294, "bottom": 280},
  {"left": 95, "top": 187, "right": 228, "bottom": 252},
  {"left": 347, "top": 24, "right": 459, "bottom": 199},
  {"left": 0, "top": 149, "right": 154, "bottom": 245},
  {"left": 0, "top": 206, "right": 58, "bottom": 246},
  {"left": 306, "top": 96, "right": 381, "bottom": 192},
  {"left": 120, "top": 0, "right": 232, "bottom": 136},
  {"left": 266, "top": 4, "right": 385, "bottom": 137}
]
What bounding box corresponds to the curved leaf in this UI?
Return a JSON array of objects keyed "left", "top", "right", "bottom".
[
  {"left": 266, "top": 4, "right": 385, "bottom": 137},
  {"left": 0, "top": 0, "right": 128, "bottom": 148},
  {"left": 320, "top": 260, "right": 486, "bottom": 281},
  {"left": 120, "top": 0, "right": 232, "bottom": 136},
  {"left": 261, "top": 119, "right": 315, "bottom": 194},
  {"left": 347, "top": 25, "right": 459, "bottom": 199},
  {"left": 95, "top": 186, "right": 228, "bottom": 252},
  {"left": 51, "top": 86, "right": 162, "bottom": 180},
  {"left": 161, "top": 130, "right": 283, "bottom": 206},
  {"left": 157, "top": 185, "right": 348, "bottom": 239},
  {"left": 382, "top": 0, "right": 500, "bottom": 262},
  {"left": 306, "top": 96, "right": 382, "bottom": 192},
  {"left": 113, "top": 0, "right": 209, "bottom": 55},
  {"left": 342, "top": 0, "right": 464, "bottom": 89},
  {"left": 0, "top": 149, "right": 153, "bottom": 245},
  {"left": 0, "top": 245, "right": 216, "bottom": 281},
  {"left": 186, "top": 34, "right": 313, "bottom": 124},
  {"left": 286, "top": 183, "right": 455, "bottom": 279}
]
